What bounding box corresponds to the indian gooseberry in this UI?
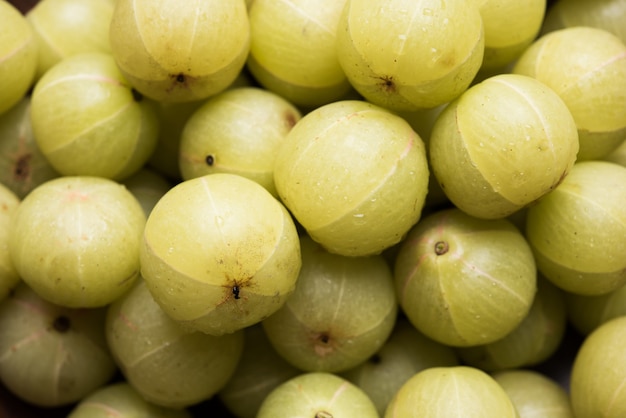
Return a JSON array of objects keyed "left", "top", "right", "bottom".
[
  {"left": 8, "top": 176, "right": 146, "bottom": 308},
  {"left": 336, "top": 0, "right": 485, "bottom": 112},
  {"left": 570, "top": 316, "right": 626, "bottom": 418},
  {"left": 429, "top": 73, "right": 579, "bottom": 220},
  {"left": 0, "top": 183, "right": 21, "bottom": 302},
  {"left": 0, "top": 284, "right": 116, "bottom": 407},
  {"left": 257, "top": 372, "right": 379, "bottom": 418},
  {"left": 140, "top": 173, "right": 302, "bottom": 336},
  {"left": 273, "top": 99, "right": 429, "bottom": 257},
  {"left": 541, "top": 0, "right": 626, "bottom": 43},
  {"left": 262, "top": 235, "right": 398, "bottom": 373},
  {"left": 179, "top": 87, "right": 301, "bottom": 197},
  {"left": 341, "top": 317, "right": 459, "bottom": 416},
  {"left": 525, "top": 161, "right": 626, "bottom": 296},
  {"left": 0, "top": 1, "right": 38, "bottom": 115},
  {"left": 109, "top": 0, "right": 250, "bottom": 103},
  {"left": 384, "top": 366, "right": 519, "bottom": 418},
  {"left": 106, "top": 279, "right": 244, "bottom": 409},
  {"left": 565, "top": 283, "right": 626, "bottom": 336},
  {"left": 470, "top": 0, "right": 546, "bottom": 72},
  {"left": 121, "top": 168, "right": 172, "bottom": 218},
  {"left": 492, "top": 369, "right": 574, "bottom": 418},
  {"left": 513, "top": 26, "right": 626, "bottom": 161},
  {"left": 457, "top": 277, "right": 567, "bottom": 372},
  {"left": 0, "top": 97, "right": 60, "bottom": 199},
  {"left": 67, "top": 382, "right": 192, "bottom": 418},
  {"left": 246, "top": 0, "right": 352, "bottom": 109},
  {"left": 394, "top": 207, "right": 537, "bottom": 347},
  {"left": 30, "top": 52, "right": 160, "bottom": 180},
  {"left": 26, "top": 0, "right": 115, "bottom": 80},
  {"left": 218, "top": 324, "right": 301, "bottom": 418}
]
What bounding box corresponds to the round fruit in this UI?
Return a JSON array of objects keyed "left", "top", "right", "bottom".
[
  {"left": 385, "top": 366, "right": 518, "bottom": 417},
  {"left": 525, "top": 161, "right": 626, "bottom": 295},
  {"left": 30, "top": 52, "right": 159, "bottom": 180},
  {"left": 140, "top": 173, "right": 301, "bottom": 336},
  {"left": 336, "top": 0, "right": 484, "bottom": 111},
  {"left": 0, "top": 1, "right": 38, "bottom": 115},
  {"left": 121, "top": 168, "right": 172, "bottom": 218},
  {"left": 106, "top": 280, "right": 244, "bottom": 409},
  {"left": 261, "top": 235, "right": 398, "bottom": 373},
  {"left": 492, "top": 369, "right": 574, "bottom": 418},
  {"left": 394, "top": 208, "right": 537, "bottom": 347},
  {"left": 566, "top": 283, "right": 626, "bottom": 336},
  {"left": 513, "top": 26, "right": 626, "bottom": 161},
  {"left": 274, "top": 99, "right": 429, "bottom": 257},
  {"left": 109, "top": 0, "right": 250, "bottom": 102},
  {"left": 429, "top": 73, "right": 579, "bottom": 219},
  {"left": 570, "top": 316, "right": 626, "bottom": 417},
  {"left": 247, "top": 0, "right": 352, "bottom": 109},
  {"left": 8, "top": 176, "right": 146, "bottom": 308},
  {"left": 0, "top": 183, "right": 20, "bottom": 302},
  {"left": 0, "top": 284, "right": 116, "bottom": 407},
  {"left": 26, "top": 0, "right": 115, "bottom": 80},
  {"left": 179, "top": 87, "right": 301, "bottom": 197},
  {"left": 257, "top": 372, "right": 379, "bottom": 418}
]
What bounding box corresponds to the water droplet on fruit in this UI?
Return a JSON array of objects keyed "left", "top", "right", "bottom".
[{"left": 353, "top": 213, "right": 365, "bottom": 218}]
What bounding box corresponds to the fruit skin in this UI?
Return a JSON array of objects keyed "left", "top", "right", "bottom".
[
  {"left": 274, "top": 99, "right": 429, "bottom": 257},
  {"left": 525, "top": 161, "right": 626, "bottom": 296},
  {"left": 513, "top": 26, "right": 626, "bottom": 161},
  {"left": 429, "top": 73, "right": 579, "bottom": 219},
  {"left": 8, "top": 176, "right": 146, "bottom": 308},
  {"left": 0, "top": 1, "right": 38, "bottom": 115},
  {"left": 0, "top": 284, "right": 117, "bottom": 408},
  {"left": 140, "top": 173, "right": 301, "bottom": 336},
  {"left": 257, "top": 372, "right": 379, "bottom": 418},
  {"left": 0, "top": 183, "right": 21, "bottom": 303},
  {"left": 109, "top": 0, "right": 250, "bottom": 103},
  {"left": 570, "top": 316, "right": 626, "bottom": 418},
  {"left": 394, "top": 208, "right": 537, "bottom": 347},
  {"left": 30, "top": 52, "right": 160, "bottom": 180},
  {"left": 384, "top": 366, "right": 519, "bottom": 417},
  {"left": 336, "top": 0, "right": 485, "bottom": 111}
]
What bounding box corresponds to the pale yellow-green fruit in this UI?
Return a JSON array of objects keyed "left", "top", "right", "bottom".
[
  {"left": 341, "top": 318, "right": 459, "bottom": 415},
  {"left": 541, "top": 0, "right": 626, "bottom": 43},
  {"left": 257, "top": 372, "right": 379, "bottom": 418},
  {"left": 261, "top": 235, "right": 398, "bottom": 373},
  {"left": 0, "top": 97, "right": 60, "bottom": 198},
  {"left": 604, "top": 138, "right": 626, "bottom": 167},
  {"left": 0, "top": 1, "right": 38, "bottom": 115},
  {"left": 30, "top": 52, "right": 160, "bottom": 180},
  {"left": 68, "top": 382, "right": 192, "bottom": 418},
  {"left": 429, "top": 73, "right": 579, "bottom": 219},
  {"left": 247, "top": 0, "right": 351, "bottom": 109},
  {"left": 106, "top": 280, "right": 245, "bottom": 409},
  {"left": 385, "top": 366, "right": 519, "bottom": 417},
  {"left": 26, "top": 0, "right": 115, "bottom": 80},
  {"left": 274, "top": 100, "right": 429, "bottom": 257},
  {"left": 525, "top": 161, "right": 626, "bottom": 296},
  {"left": 8, "top": 176, "right": 146, "bottom": 308},
  {"left": 566, "top": 283, "right": 626, "bottom": 336},
  {"left": 570, "top": 316, "right": 626, "bottom": 418},
  {"left": 179, "top": 87, "right": 301, "bottom": 197},
  {"left": 471, "top": 0, "right": 546, "bottom": 71},
  {"left": 218, "top": 324, "right": 301, "bottom": 418},
  {"left": 492, "top": 370, "right": 574, "bottom": 418},
  {"left": 109, "top": 0, "right": 250, "bottom": 102},
  {"left": 0, "top": 284, "right": 117, "bottom": 407},
  {"left": 336, "top": 0, "right": 485, "bottom": 111},
  {"left": 457, "top": 277, "right": 567, "bottom": 371},
  {"left": 394, "top": 208, "right": 537, "bottom": 347},
  {"left": 140, "top": 173, "right": 302, "bottom": 336},
  {"left": 513, "top": 26, "right": 626, "bottom": 161},
  {"left": 0, "top": 183, "right": 20, "bottom": 302},
  {"left": 121, "top": 168, "right": 172, "bottom": 218}
]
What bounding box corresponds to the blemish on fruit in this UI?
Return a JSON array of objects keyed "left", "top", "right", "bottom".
[
  {"left": 13, "top": 154, "right": 31, "bottom": 181},
  {"left": 232, "top": 285, "right": 240, "bottom": 300},
  {"left": 205, "top": 154, "right": 215, "bottom": 166},
  {"left": 378, "top": 76, "right": 396, "bottom": 93},
  {"left": 53, "top": 315, "right": 71, "bottom": 333},
  {"left": 284, "top": 111, "right": 297, "bottom": 129},
  {"left": 175, "top": 73, "right": 186, "bottom": 83},
  {"left": 315, "top": 412, "right": 333, "bottom": 418},
  {"left": 435, "top": 240, "right": 449, "bottom": 255}
]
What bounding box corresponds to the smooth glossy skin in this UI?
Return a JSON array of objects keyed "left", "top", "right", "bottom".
[{"left": 140, "top": 173, "right": 302, "bottom": 336}]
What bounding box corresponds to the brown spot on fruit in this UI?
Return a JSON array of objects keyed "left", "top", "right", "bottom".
[{"left": 435, "top": 241, "right": 449, "bottom": 255}]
